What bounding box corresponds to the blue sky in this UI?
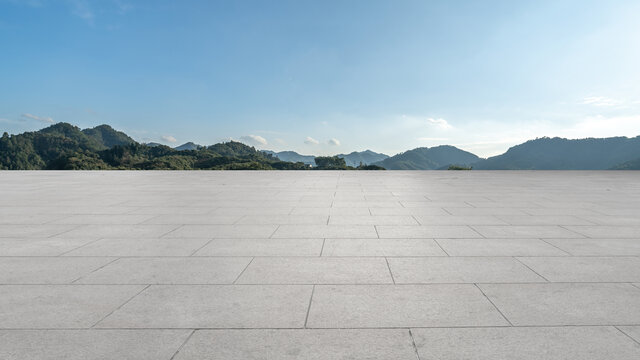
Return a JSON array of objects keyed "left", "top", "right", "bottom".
[{"left": 1, "top": 0, "right": 639, "bottom": 157}]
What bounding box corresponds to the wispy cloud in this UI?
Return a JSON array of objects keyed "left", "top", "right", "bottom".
[
  {"left": 304, "top": 136, "right": 319, "bottom": 145},
  {"left": 113, "top": 0, "right": 132, "bottom": 14},
  {"left": 426, "top": 117, "right": 452, "bottom": 130},
  {"left": 21, "top": 113, "right": 54, "bottom": 123},
  {"left": 240, "top": 134, "right": 267, "bottom": 146},
  {"left": 581, "top": 96, "right": 623, "bottom": 107},
  {"left": 68, "top": 0, "right": 94, "bottom": 24},
  {"left": 328, "top": 138, "right": 340, "bottom": 146},
  {"left": 161, "top": 135, "right": 177, "bottom": 143}
]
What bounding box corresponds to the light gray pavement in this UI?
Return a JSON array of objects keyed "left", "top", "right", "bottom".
[{"left": 0, "top": 170, "right": 639, "bottom": 359}]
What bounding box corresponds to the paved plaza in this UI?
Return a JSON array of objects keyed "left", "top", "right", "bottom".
[{"left": 1, "top": 170, "right": 640, "bottom": 359}]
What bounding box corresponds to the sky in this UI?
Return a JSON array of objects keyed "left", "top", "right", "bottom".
[{"left": 1, "top": 0, "right": 640, "bottom": 157}]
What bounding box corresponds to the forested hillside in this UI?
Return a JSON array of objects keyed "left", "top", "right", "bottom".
[{"left": 0, "top": 123, "right": 308, "bottom": 170}]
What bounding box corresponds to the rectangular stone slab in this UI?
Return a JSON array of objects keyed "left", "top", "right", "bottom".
[
  {"left": 306, "top": 284, "right": 509, "bottom": 328},
  {"left": 96, "top": 285, "right": 313, "bottom": 328}
]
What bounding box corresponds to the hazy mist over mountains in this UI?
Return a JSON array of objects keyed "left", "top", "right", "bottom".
[{"left": 1, "top": 123, "right": 639, "bottom": 170}]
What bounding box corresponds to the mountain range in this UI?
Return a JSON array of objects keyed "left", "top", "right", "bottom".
[
  {"left": 263, "top": 149, "right": 389, "bottom": 167},
  {"left": 2, "top": 123, "right": 640, "bottom": 170},
  {"left": 373, "top": 145, "right": 480, "bottom": 170}
]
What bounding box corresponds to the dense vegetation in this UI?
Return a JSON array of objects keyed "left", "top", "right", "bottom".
[
  {"left": 473, "top": 136, "right": 640, "bottom": 170},
  {"left": 336, "top": 150, "right": 389, "bottom": 167},
  {"left": 373, "top": 145, "right": 480, "bottom": 170},
  {"left": 0, "top": 123, "right": 385, "bottom": 170},
  {"left": 0, "top": 123, "right": 309, "bottom": 170},
  {"left": 262, "top": 150, "right": 316, "bottom": 165},
  {"left": 610, "top": 157, "right": 640, "bottom": 170},
  {"left": 3, "top": 123, "right": 639, "bottom": 170},
  {"left": 314, "top": 156, "right": 384, "bottom": 170}
]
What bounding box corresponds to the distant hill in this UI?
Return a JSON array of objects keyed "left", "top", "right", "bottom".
[
  {"left": 263, "top": 150, "right": 316, "bottom": 165},
  {"left": 0, "top": 123, "right": 309, "bottom": 170},
  {"left": 337, "top": 150, "right": 388, "bottom": 167},
  {"left": 474, "top": 136, "right": 640, "bottom": 170},
  {"left": 374, "top": 145, "right": 481, "bottom": 170},
  {"left": 175, "top": 142, "right": 202, "bottom": 151},
  {"left": 81, "top": 125, "right": 136, "bottom": 148},
  {"left": 611, "top": 157, "right": 640, "bottom": 170}
]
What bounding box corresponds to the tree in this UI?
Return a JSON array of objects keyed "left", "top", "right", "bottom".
[{"left": 314, "top": 156, "right": 347, "bottom": 169}]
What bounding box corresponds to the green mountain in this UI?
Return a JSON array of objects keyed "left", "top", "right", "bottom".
[
  {"left": 262, "top": 150, "right": 316, "bottom": 165},
  {"left": 337, "top": 150, "right": 389, "bottom": 167},
  {"left": 474, "top": 136, "right": 640, "bottom": 170},
  {"left": 374, "top": 145, "right": 481, "bottom": 170},
  {"left": 610, "top": 157, "right": 640, "bottom": 170},
  {"left": 81, "top": 124, "right": 136, "bottom": 148},
  {"left": 0, "top": 123, "right": 309, "bottom": 170},
  {"left": 1, "top": 123, "right": 104, "bottom": 169},
  {"left": 175, "top": 142, "right": 202, "bottom": 151}
]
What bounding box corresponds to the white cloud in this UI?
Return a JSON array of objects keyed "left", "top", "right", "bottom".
[
  {"left": 69, "top": 0, "right": 94, "bottom": 23},
  {"left": 560, "top": 114, "right": 640, "bottom": 138},
  {"left": 161, "top": 135, "right": 177, "bottom": 143},
  {"left": 275, "top": 138, "right": 286, "bottom": 145},
  {"left": 240, "top": 134, "right": 267, "bottom": 146},
  {"left": 581, "top": 96, "right": 623, "bottom": 107},
  {"left": 328, "top": 138, "right": 340, "bottom": 146},
  {"left": 304, "top": 136, "right": 319, "bottom": 145},
  {"left": 21, "top": 113, "right": 54, "bottom": 123},
  {"left": 427, "top": 117, "right": 453, "bottom": 130}
]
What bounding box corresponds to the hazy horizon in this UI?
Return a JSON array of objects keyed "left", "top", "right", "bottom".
[{"left": 1, "top": 0, "right": 640, "bottom": 157}]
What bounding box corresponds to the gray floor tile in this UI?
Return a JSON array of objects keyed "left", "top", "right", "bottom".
[
  {"left": 236, "top": 215, "right": 329, "bottom": 225},
  {"left": 472, "top": 225, "right": 584, "bottom": 238},
  {"left": 0, "top": 257, "right": 115, "bottom": 284},
  {"left": 77, "top": 257, "right": 252, "bottom": 284},
  {"left": 237, "top": 257, "right": 392, "bottom": 284},
  {"left": 97, "top": 285, "right": 312, "bottom": 328},
  {"left": 370, "top": 207, "right": 450, "bottom": 216},
  {"left": 174, "top": 329, "right": 417, "bottom": 360},
  {"left": 413, "top": 326, "right": 640, "bottom": 360},
  {"left": 0, "top": 214, "right": 68, "bottom": 225},
  {"left": 545, "top": 238, "right": 640, "bottom": 256},
  {"left": 414, "top": 215, "right": 508, "bottom": 225},
  {"left": 387, "top": 257, "right": 545, "bottom": 283},
  {"left": 437, "top": 238, "right": 569, "bottom": 256},
  {"left": 0, "top": 238, "right": 95, "bottom": 256},
  {"left": 479, "top": 283, "right": 640, "bottom": 325},
  {"left": 618, "top": 326, "right": 640, "bottom": 343},
  {"left": 194, "top": 238, "right": 323, "bottom": 256},
  {"left": 376, "top": 225, "right": 480, "bottom": 238},
  {"left": 64, "top": 238, "right": 210, "bottom": 256},
  {"left": 164, "top": 225, "right": 278, "bottom": 238},
  {"left": 272, "top": 225, "right": 378, "bottom": 238},
  {"left": 0, "top": 329, "right": 191, "bottom": 360},
  {"left": 50, "top": 214, "right": 157, "bottom": 225},
  {"left": 291, "top": 207, "right": 371, "bottom": 215},
  {"left": 56, "top": 225, "right": 179, "bottom": 238},
  {"left": 143, "top": 214, "right": 242, "bottom": 225},
  {"left": 328, "top": 215, "right": 419, "bottom": 225},
  {"left": 564, "top": 226, "right": 640, "bottom": 238},
  {"left": 306, "top": 285, "right": 508, "bottom": 328},
  {"left": 0, "top": 285, "right": 145, "bottom": 328},
  {"left": 496, "top": 215, "right": 596, "bottom": 225},
  {"left": 322, "top": 238, "right": 447, "bottom": 256},
  {"left": 0, "top": 225, "right": 79, "bottom": 238},
  {"left": 517, "top": 257, "right": 640, "bottom": 282}
]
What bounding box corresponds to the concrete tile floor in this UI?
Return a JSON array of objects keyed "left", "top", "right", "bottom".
[{"left": 0, "top": 171, "right": 639, "bottom": 359}]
